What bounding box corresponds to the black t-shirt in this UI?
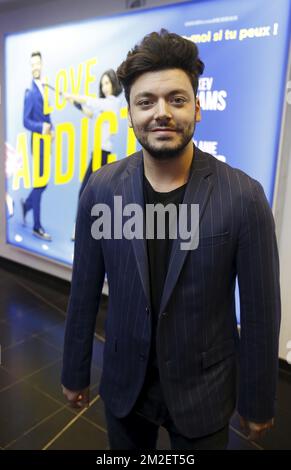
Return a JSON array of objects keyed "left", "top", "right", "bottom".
[
  {"left": 133, "top": 176, "right": 187, "bottom": 425},
  {"left": 144, "top": 176, "right": 187, "bottom": 320}
]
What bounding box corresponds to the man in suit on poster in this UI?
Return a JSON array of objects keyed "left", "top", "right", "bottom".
[
  {"left": 62, "top": 30, "right": 281, "bottom": 450},
  {"left": 21, "top": 51, "right": 53, "bottom": 241}
]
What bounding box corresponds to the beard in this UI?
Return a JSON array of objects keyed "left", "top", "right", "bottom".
[{"left": 133, "top": 122, "right": 195, "bottom": 160}]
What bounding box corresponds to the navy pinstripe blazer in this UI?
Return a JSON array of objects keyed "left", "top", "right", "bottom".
[
  {"left": 62, "top": 146, "right": 280, "bottom": 438},
  {"left": 23, "top": 81, "right": 52, "bottom": 135}
]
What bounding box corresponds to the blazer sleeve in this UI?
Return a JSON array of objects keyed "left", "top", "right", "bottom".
[
  {"left": 236, "top": 179, "right": 281, "bottom": 422},
  {"left": 23, "top": 89, "right": 43, "bottom": 134},
  {"left": 62, "top": 180, "right": 105, "bottom": 390},
  {"left": 23, "top": 90, "right": 43, "bottom": 134}
]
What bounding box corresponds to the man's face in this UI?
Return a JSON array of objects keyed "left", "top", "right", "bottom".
[
  {"left": 128, "top": 68, "right": 201, "bottom": 160},
  {"left": 31, "top": 55, "right": 42, "bottom": 80}
]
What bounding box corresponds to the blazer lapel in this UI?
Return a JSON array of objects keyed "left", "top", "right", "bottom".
[
  {"left": 115, "top": 147, "right": 214, "bottom": 314},
  {"left": 116, "top": 151, "right": 151, "bottom": 308},
  {"left": 159, "top": 147, "right": 213, "bottom": 316}
]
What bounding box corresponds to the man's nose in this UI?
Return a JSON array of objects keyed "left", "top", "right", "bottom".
[{"left": 154, "top": 100, "right": 172, "bottom": 120}]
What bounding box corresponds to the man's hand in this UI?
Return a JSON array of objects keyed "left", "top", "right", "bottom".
[
  {"left": 239, "top": 415, "right": 274, "bottom": 441},
  {"left": 62, "top": 385, "right": 90, "bottom": 409},
  {"left": 43, "top": 122, "right": 52, "bottom": 135},
  {"left": 63, "top": 92, "right": 74, "bottom": 103}
]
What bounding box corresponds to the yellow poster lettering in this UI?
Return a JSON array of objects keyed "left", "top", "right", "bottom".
[
  {"left": 92, "top": 111, "right": 118, "bottom": 171},
  {"left": 55, "top": 69, "right": 68, "bottom": 111},
  {"left": 79, "top": 117, "right": 90, "bottom": 181},
  {"left": 120, "top": 107, "right": 137, "bottom": 156},
  {"left": 55, "top": 123, "right": 75, "bottom": 185},
  {"left": 70, "top": 63, "right": 83, "bottom": 95},
  {"left": 84, "top": 57, "right": 97, "bottom": 97},
  {"left": 126, "top": 128, "right": 137, "bottom": 156},
  {"left": 32, "top": 133, "right": 51, "bottom": 188},
  {"left": 107, "top": 153, "right": 117, "bottom": 164},
  {"left": 12, "top": 133, "right": 31, "bottom": 190},
  {"left": 43, "top": 77, "right": 54, "bottom": 116}
]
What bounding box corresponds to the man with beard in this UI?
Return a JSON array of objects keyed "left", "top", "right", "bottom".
[
  {"left": 21, "top": 51, "right": 53, "bottom": 240},
  {"left": 62, "top": 30, "right": 280, "bottom": 450}
]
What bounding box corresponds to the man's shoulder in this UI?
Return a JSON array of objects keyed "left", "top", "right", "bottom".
[
  {"left": 25, "top": 82, "right": 39, "bottom": 99},
  {"left": 196, "top": 147, "right": 269, "bottom": 214},
  {"left": 87, "top": 151, "right": 142, "bottom": 193},
  {"left": 24, "top": 87, "right": 33, "bottom": 98},
  {"left": 198, "top": 147, "right": 263, "bottom": 195}
]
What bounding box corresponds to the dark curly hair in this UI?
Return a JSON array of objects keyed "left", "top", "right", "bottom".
[{"left": 116, "top": 29, "right": 204, "bottom": 104}]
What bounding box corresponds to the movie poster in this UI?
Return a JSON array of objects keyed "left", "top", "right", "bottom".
[{"left": 4, "top": 0, "right": 291, "bottom": 265}]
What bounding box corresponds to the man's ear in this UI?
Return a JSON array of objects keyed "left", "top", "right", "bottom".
[
  {"left": 128, "top": 107, "right": 133, "bottom": 128},
  {"left": 195, "top": 97, "right": 201, "bottom": 122}
]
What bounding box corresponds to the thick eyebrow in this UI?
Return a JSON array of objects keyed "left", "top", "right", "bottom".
[
  {"left": 134, "top": 89, "right": 191, "bottom": 100},
  {"left": 134, "top": 92, "right": 155, "bottom": 100}
]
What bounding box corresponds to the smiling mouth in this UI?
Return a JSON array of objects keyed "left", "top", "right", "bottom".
[{"left": 150, "top": 128, "right": 177, "bottom": 132}]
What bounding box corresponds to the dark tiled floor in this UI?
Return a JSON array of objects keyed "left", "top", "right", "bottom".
[
  {"left": 6, "top": 408, "right": 74, "bottom": 450},
  {"left": 0, "top": 381, "right": 60, "bottom": 448},
  {"left": 0, "top": 367, "right": 19, "bottom": 391},
  {"left": 3, "top": 337, "right": 61, "bottom": 379},
  {"left": 0, "top": 258, "right": 291, "bottom": 450},
  {"left": 47, "top": 415, "right": 109, "bottom": 450}
]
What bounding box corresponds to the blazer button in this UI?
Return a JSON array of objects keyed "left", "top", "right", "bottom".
[
  {"left": 139, "top": 354, "right": 146, "bottom": 361},
  {"left": 145, "top": 307, "right": 150, "bottom": 315},
  {"left": 161, "top": 311, "right": 167, "bottom": 317}
]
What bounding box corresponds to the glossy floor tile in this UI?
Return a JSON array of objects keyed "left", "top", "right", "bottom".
[
  {"left": 0, "top": 381, "right": 60, "bottom": 448},
  {"left": 6, "top": 408, "right": 74, "bottom": 450},
  {"left": 0, "top": 367, "right": 18, "bottom": 391},
  {"left": 2, "top": 337, "right": 61, "bottom": 379},
  {"left": 46, "top": 418, "right": 108, "bottom": 450},
  {"left": 0, "top": 259, "right": 291, "bottom": 450}
]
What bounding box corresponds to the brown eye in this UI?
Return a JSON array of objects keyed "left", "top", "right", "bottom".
[
  {"left": 171, "top": 97, "right": 186, "bottom": 104},
  {"left": 138, "top": 100, "right": 152, "bottom": 107}
]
